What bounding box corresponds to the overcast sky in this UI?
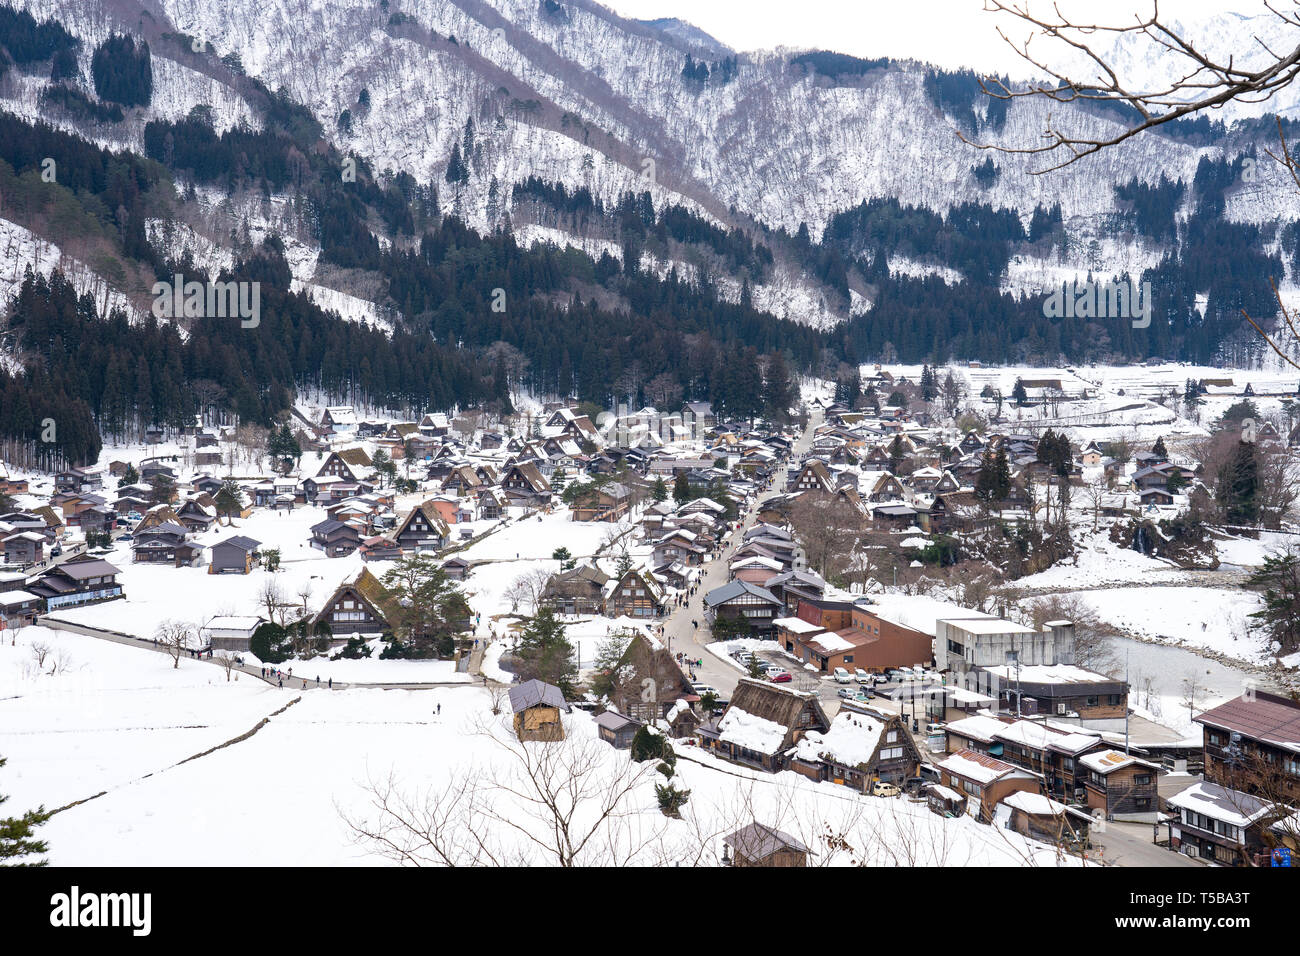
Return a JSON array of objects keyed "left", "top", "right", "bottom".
[{"left": 604, "top": 0, "right": 1266, "bottom": 75}]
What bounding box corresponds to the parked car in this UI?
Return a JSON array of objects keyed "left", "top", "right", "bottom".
[
  {"left": 767, "top": 669, "right": 791, "bottom": 683},
  {"left": 49, "top": 545, "right": 62, "bottom": 557},
  {"left": 871, "top": 673, "right": 891, "bottom": 685},
  {"left": 872, "top": 781, "right": 901, "bottom": 798},
  {"left": 692, "top": 683, "right": 719, "bottom": 698},
  {"left": 832, "top": 667, "right": 851, "bottom": 684},
  {"left": 837, "top": 687, "right": 858, "bottom": 700},
  {"left": 925, "top": 722, "right": 946, "bottom": 736},
  {"left": 853, "top": 668, "right": 870, "bottom": 684}
]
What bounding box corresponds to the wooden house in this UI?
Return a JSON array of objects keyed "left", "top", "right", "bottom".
[
  {"left": 311, "top": 567, "right": 390, "bottom": 638},
  {"left": 723, "top": 822, "right": 809, "bottom": 868},
  {"left": 500, "top": 462, "right": 552, "bottom": 507},
  {"left": 1078, "top": 749, "right": 1161, "bottom": 820},
  {"left": 606, "top": 634, "right": 696, "bottom": 723},
  {"left": 317, "top": 448, "right": 372, "bottom": 482},
  {"left": 787, "top": 702, "right": 922, "bottom": 791},
  {"left": 509, "top": 679, "right": 569, "bottom": 742},
  {"left": 392, "top": 501, "right": 450, "bottom": 553},
  {"left": 209, "top": 535, "right": 261, "bottom": 574},
  {"left": 605, "top": 569, "right": 665, "bottom": 618},
  {"left": 937, "top": 749, "right": 1042, "bottom": 823},
  {"left": 594, "top": 711, "right": 641, "bottom": 749},
  {"left": 541, "top": 565, "right": 610, "bottom": 616},
  {"left": 698, "top": 678, "right": 830, "bottom": 772},
  {"left": 309, "top": 519, "right": 362, "bottom": 557}
]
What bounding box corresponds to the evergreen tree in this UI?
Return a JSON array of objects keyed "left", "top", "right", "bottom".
[
  {"left": 1217, "top": 440, "right": 1259, "bottom": 525},
  {"left": 215, "top": 479, "right": 243, "bottom": 524},
  {"left": 0, "top": 756, "right": 49, "bottom": 866},
  {"left": 1152, "top": 435, "right": 1168, "bottom": 458},
  {"left": 1012, "top": 378, "right": 1028, "bottom": 406},
  {"left": 514, "top": 606, "right": 577, "bottom": 695},
  {"left": 1246, "top": 549, "right": 1300, "bottom": 654},
  {"left": 762, "top": 351, "right": 794, "bottom": 422},
  {"left": 673, "top": 471, "right": 690, "bottom": 503},
  {"left": 651, "top": 477, "right": 668, "bottom": 502}
]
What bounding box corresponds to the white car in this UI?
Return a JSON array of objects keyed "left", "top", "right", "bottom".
[
  {"left": 832, "top": 667, "right": 852, "bottom": 684},
  {"left": 692, "top": 683, "right": 719, "bottom": 698},
  {"left": 854, "top": 669, "right": 870, "bottom": 684}
]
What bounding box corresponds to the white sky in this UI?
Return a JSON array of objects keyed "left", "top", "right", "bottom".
[{"left": 605, "top": 0, "right": 1266, "bottom": 75}]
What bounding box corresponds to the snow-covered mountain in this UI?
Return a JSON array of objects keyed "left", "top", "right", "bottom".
[{"left": 4, "top": 0, "right": 1300, "bottom": 333}]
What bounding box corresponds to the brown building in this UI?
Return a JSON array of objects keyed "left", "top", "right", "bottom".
[
  {"left": 698, "top": 678, "right": 830, "bottom": 772},
  {"left": 938, "top": 749, "right": 1043, "bottom": 823},
  {"left": 509, "top": 679, "right": 569, "bottom": 742},
  {"left": 605, "top": 569, "right": 665, "bottom": 618},
  {"left": 724, "top": 822, "right": 809, "bottom": 868},
  {"left": 311, "top": 568, "right": 389, "bottom": 638},
  {"left": 1078, "top": 748, "right": 1161, "bottom": 819},
  {"left": 787, "top": 702, "right": 921, "bottom": 791},
  {"left": 778, "top": 597, "right": 932, "bottom": 675},
  {"left": 1196, "top": 691, "right": 1300, "bottom": 806}
]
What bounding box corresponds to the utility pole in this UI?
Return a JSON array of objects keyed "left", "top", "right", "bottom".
[{"left": 1124, "top": 648, "right": 1130, "bottom": 755}]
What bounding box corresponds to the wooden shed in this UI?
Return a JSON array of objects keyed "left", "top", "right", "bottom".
[
  {"left": 509, "top": 679, "right": 569, "bottom": 742},
  {"left": 723, "top": 822, "right": 809, "bottom": 868}
]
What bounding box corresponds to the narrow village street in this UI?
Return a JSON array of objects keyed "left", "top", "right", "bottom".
[{"left": 662, "top": 407, "right": 824, "bottom": 698}]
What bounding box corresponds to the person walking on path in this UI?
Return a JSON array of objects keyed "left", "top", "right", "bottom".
[{"left": 328, "top": 677, "right": 333, "bottom": 688}]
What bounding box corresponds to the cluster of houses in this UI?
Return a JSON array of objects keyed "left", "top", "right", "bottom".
[{"left": 762, "top": 394, "right": 1221, "bottom": 538}]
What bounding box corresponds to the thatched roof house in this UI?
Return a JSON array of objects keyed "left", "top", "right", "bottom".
[{"left": 699, "top": 678, "right": 830, "bottom": 772}]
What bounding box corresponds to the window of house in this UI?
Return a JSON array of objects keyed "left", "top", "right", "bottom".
[
  {"left": 1135, "top": 774, "right": 1152, "bottom": 785},
  {"left": 1086, "top": 696, "right": 1100, "bottom": 707}
]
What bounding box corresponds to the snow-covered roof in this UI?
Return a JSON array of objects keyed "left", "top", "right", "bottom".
[
  {"left": 771, "top": 616, "right": 824, "bottom": 635},
  {"left": 716, "top": 706, "right": 788, "bottom": 755},
  {"left": 789, "top": 710, "right": 885, "bottom": 767},
  {"left": 1167, "top": 781, "right": 1272, "bottom": 829}
]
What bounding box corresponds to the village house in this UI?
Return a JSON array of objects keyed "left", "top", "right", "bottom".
[
  {"left": 594, "top": 710, "right": 641, "bottom": 749},
  {"left": 209, "top": 535, "right": 261, "bottom": 574},
  {"left": 2, "top": 531, "right": 45, "bottom": 566},
  {"left": 787, "top": 702, "right": 922, "bottom": 792},
  {"left": 500, "top": 462, "right": 552, "bottom": 508},
  {"left": 311, "top": 567, "right": 390, "bottom": 639},
  {"left": 703, "top": 579, "right": 784, "bottom": 636},
  {"left": 1079, "top": 748, "right": 1162, "bottom": 820},
  {"left": 510, "top": 679, "right": 569, "bottom": 742},
  {"left": 0, "top": 588, "right": 42, "bottom": 627},
  {"left": 571, "top": 482, "right": 633, "bottom": 522},
  {"left": 937, "top": 749, "right": 1043, "bottom": 823},
  {"left": 723, "top": 822, "right": 809, "bottom": 868},
  {"left": 392, "top": 501, "right": 451, "bottom": 553},
  {"left": 541, "top": 565, "right": 610, "bottom": 616},
  {"left": 1167, "top": 780, "right": 1277, "bottom": 866},
  {"left": 605, "top": 569, "right": 665, "bottom": 618},
  {"left": 202, "top": 615, "right": 264, "bottom": 653},
  {"left": 27, "top": 557, "right": 124, "bottom": 611},
  {"left": 309, "top": 519, "right": 363, "bottom": 557},
  {"left": 978, "top": 663, "right": 1129, "bottom": 727},
  {"left": 131, "top": 521, "right": 203, "bottom": 567},
  {"left": 698, "top": 678, "right": 831, "bottom": 772},
  {"left": 317, "top": 448, "right": 373, "bottom": 483},
  {"left": 998, "top": 791, "right": 1093, "bottom": 847},
  {"left": 606, "top": 634, "right": 696, "bottom": 723},
  {"left": 1196, "top": 691, "right": 1300, "bottom": 806}
]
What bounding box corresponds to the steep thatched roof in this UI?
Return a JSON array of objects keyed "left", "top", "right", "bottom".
[{"left": 722, "top": 678, "right": 830, "bottom": 747}]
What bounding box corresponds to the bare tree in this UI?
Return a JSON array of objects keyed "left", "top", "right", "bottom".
[
  {"left": 30, "top": 640, "right": 51, "bottom": 670},
  {"left": 346, "top": 716, "right": 666, "bottom": 866},
  {"left": 1023, "top": 593, "right": 1119, "bottom": 674},
  {"left": 217, "top": 651, "right": 239, "bottom": 682},
  {"left": 155, "top": 619, "right": 195, "bottom": 669},
  {"left": 259, "top": 577, "right": 290, "bottom": 626},
  {"left": 504, "top": 567, "right": 552, "bottom": 616}
]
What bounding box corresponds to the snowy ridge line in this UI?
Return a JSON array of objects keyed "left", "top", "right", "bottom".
[
  {"left": 175, "top": 696, "right": 301, "bottom": 766},
  {"left": 47, "top": 696, "right": 303, "bottom": 817}
]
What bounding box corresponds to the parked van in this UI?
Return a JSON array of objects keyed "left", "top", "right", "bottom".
[{"left": 832, "top": 667, "right": 851, "bottom": 684}]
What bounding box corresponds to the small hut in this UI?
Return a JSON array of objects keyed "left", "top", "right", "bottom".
[
  {"left": 723, "top": 822, "right": 809, "bottom": 868},
  {"left": 509, "top": 679, "right": 569, "bottom": 742}
]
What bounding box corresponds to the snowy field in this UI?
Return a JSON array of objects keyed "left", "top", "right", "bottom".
[{"left": 1, "top": 625, "right": 1077, "bottom": 867}]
